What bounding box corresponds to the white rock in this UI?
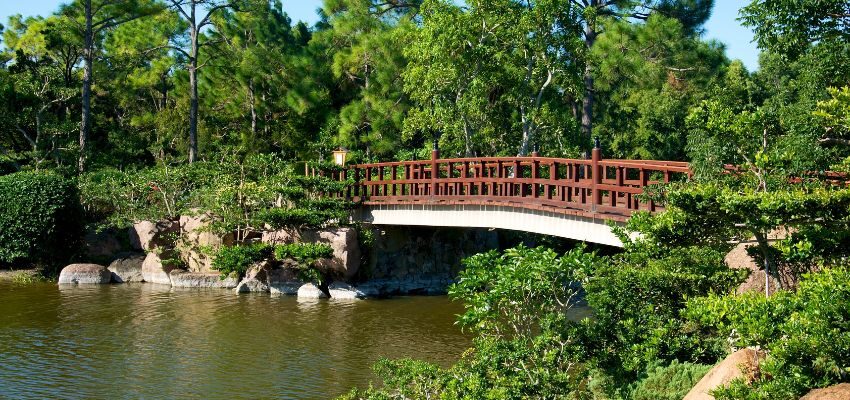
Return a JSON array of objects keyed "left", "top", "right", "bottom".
[
  {"left": 297, "top": 282, "right": 328, "bottom": 299},
  {"left": 328, "top": 282, "right": 366, "bottom": 299}
]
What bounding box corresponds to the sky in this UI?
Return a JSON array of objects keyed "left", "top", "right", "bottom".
[{"left": 0, "top": 0, "right": 760, "bottom": 71}]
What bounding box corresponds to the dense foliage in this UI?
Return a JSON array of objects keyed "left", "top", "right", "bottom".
[
  {"left": 3, "top": 0, "right": 850, "bottom": 398},
  {"left": 78, "top": 154, "right": 354, "bottom": 239},
  {"left": 687, "top": 268, "right": 850, "bottom": 399},
  {"left": 0, "top": 171, "right": 82, "bottom": 270}
]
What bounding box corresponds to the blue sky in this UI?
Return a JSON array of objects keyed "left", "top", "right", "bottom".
[{"left": 0, "top": 0, "right": 759, "bottom": 70}]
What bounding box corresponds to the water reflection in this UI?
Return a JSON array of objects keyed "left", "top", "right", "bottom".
[{"left": 0, "top": 283, "right": 471, "bottom": 399}]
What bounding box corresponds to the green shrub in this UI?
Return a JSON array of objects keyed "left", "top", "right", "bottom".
[
  {"left": 211, "top": 243, "right": 271, "bottom": 278},
  {"left": 274, "top": 243, "right": 334, "bottom": 283},
  {"left": 584, "top": 246, "right": 744, "bottom": 374},
  {"left": 686, "top": 268, "right": 850, "bottom": 399},
  {"left": 630, "top": 361, "right": 711, "bottom": 400},
  {"left": 0, "top": 171, "right": 82, "bottom": 270},
  {"left": 273, "top": 243, "right": 334, "bottom": 264}
]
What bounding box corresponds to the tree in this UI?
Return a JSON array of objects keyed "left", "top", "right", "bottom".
[
  {"left": 405, "top": 0, "right": 583, "bottom": 157},
  {"left": 570, "top": 0, "right": 714, "bottom": 142},
  {"left": 740, "top": 0, "right": 850, "bottom": 60},
  {"left": 312, "top": 0, "right": 416, "bottom": 159},
  {"left": 204, "top": 0, "right": 320, "bottom": 156},
  {"left": 591, "top": 15, "right": 727, "bottom": 160},
  {"left": 59, "top": 0, "right": 163, "bottom": 172},
  {"left": 164, "top": 0, "right": 241, "bottom": 163}
]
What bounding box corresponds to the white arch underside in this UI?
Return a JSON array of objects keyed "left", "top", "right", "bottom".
[{"left": 356, "top": 204, "right": 625, "bottom": 248}]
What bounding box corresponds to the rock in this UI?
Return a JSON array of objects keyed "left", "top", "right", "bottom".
[
  {"left": 303, "top": 228, "right": 361, "bottom": 279},
  {"left": 328, "top": 282, "right": 366, "bottom": 299},
  {"left": 297, "top": 282, "right": 328, "bottom": 299},
  {"left": 178, "top": 213, "right": 234, "bottom": 273},
  {"left": 58, "top": 264, "right": 111, "bottom": 284},
  {"left": 108, "top": 254, "right": 145, "bottom": 283},
  {"left": 268, "top": 267, "right": 302, "bottom": 295},
  {"left": 262, "top": 227, "right": 361, "bottom": 280},
  {"left": 270, "top": 282, "right": 301, "bottom": 295},
  {"left": 684, "top": 348, "right": 765, "bottom": 400},
  {"left": 130, "top": 220, "right": 179, "bottom": 252},
  {"left": 353, "top": 282, "right": 383, "bottom": 298},
  {"left": 84, "top": 230, "right": 125, "bottom": 259},
  {"left": 234, "top": 278, "right": 269, "bottom": 293},
  {"left": 725, "top": 229, "right": 793, "bottom": 294},
  {"left": 800, "top": 383, "right": 850, "bottom": 400},
  {"left": 245, "top": 261, "right": 271, "bottom": 282},
  {"left": 170, "top": 270, "right": 239, "bottom": 288},
  {"left": 141, "top": 252, "right": 181, "bottom": 285},
  {"left": 261, "top": 228, "right": 298, "bottom": 245}
]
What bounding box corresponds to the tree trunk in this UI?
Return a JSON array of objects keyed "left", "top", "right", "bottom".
[
  {"left": 753, "top": 231, "right": 776, "bottom": 296},
  {"left": 581, "top": 23, "right": 597, "bottom": 143},
  {"left": 79, "top": 0, "right": 93, "bottom": 173},
  {"left": 188, "top": 3, "right": 199, "bottom": 163},
  {"left": 249, "top": 78, "right": 257, "bottom": 138}
]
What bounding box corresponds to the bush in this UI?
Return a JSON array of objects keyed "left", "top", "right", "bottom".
[
  {"left": 630, "top": 361, "right": 711, "bottom": 400},
  {"left": 0, "top": 171, "right": 82, "bottom": 270},
  {"left": 211, "top": 243, "right": 271, "bottom": 278},
  {"left": 584, "top": 246, "right": 744, "bottom": 374},
  {"left": 685, "top": 268, "right": 850, "bottom": 399}
]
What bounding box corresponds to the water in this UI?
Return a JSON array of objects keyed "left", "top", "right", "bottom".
[{"left": 0, "top": 282, "right": 471, "bottom": 399}]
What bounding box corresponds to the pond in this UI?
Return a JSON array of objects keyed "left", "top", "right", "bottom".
[{"left": 0, "top": 282, "right": 471, "bottom": 399}]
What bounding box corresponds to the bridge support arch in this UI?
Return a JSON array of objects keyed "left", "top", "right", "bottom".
[{"left": 356, "top": 203, "right": 626, "bottom": 247}]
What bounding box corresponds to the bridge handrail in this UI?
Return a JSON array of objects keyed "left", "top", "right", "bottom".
[{"left": 336, "top": 150, "right": 696, "bottom": 220}]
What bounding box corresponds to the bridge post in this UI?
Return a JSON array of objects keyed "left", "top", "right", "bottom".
[
  {"left": 591, "top": 139, "right": 602, "bottom": 211},
  {"left": 431, "top": 143, "right": 440, "bottom": 196}
]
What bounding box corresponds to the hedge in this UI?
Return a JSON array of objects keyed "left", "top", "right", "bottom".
[{"left": 0, "top": 171, "right": 83, "bottom": 269}]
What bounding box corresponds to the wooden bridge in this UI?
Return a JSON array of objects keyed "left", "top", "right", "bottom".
[{"left": 334, "top": 147, "right": 691, "bottom": 247}]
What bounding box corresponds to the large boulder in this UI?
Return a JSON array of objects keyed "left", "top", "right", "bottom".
[
  {"left": 58, "top": 264, "right": 111, "bottom": 284},
  {"left": 178, "top": 213, "right": 234, "bottom": 273},
  {"left": 297, "top": 282, "right": 328, "bottom": 299},
  {"left": 83, "top": 230, "right": 125, "bottom": 260},
  {"left": 170, "top": 270, "right": 239, "bottom": 288},
  {"left": 129, "top": 220, "right": 179, "bottom": 252},
  {"left": 141, "top": 252, "right": 181, "bottom": 285},
  {"left": 263, "top": 227, "right": 361, "bottom": 280},
  {"left": 800, "top": 383, "right": 850, "bottom": 400},
  {"left": 108, "top": 254, "right": 145, "bottom": 283},
  {"left": 684, "top": 348, "right": 765, "bottom": 400}
]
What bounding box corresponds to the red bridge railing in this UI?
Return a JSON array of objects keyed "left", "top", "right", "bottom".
[{"left": 339, "top": 148, "right": 691, "bottom": 221}]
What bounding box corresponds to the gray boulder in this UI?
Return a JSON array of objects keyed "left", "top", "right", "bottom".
[
  {"left": 268, "top": 267, "right": 301, "bottom": 295},
  {"left": 170, "top": 270, "right": 239, "bottom": 288},
  {"left": 233, "top": 261, "right": 272, "bottom": 293},
  {"left": 108, "top": 254, "right": 145, "bottom": 283},
  {"left": 58, "top": 264, "right": 111, "bottom": 284}
]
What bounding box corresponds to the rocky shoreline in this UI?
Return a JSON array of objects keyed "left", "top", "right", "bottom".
[
  {"left": 58, "top": 258, "right": 455, "bottom": 299},
  {"left": 60, "top": 217, "right": 498, "bottom": 299}
]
